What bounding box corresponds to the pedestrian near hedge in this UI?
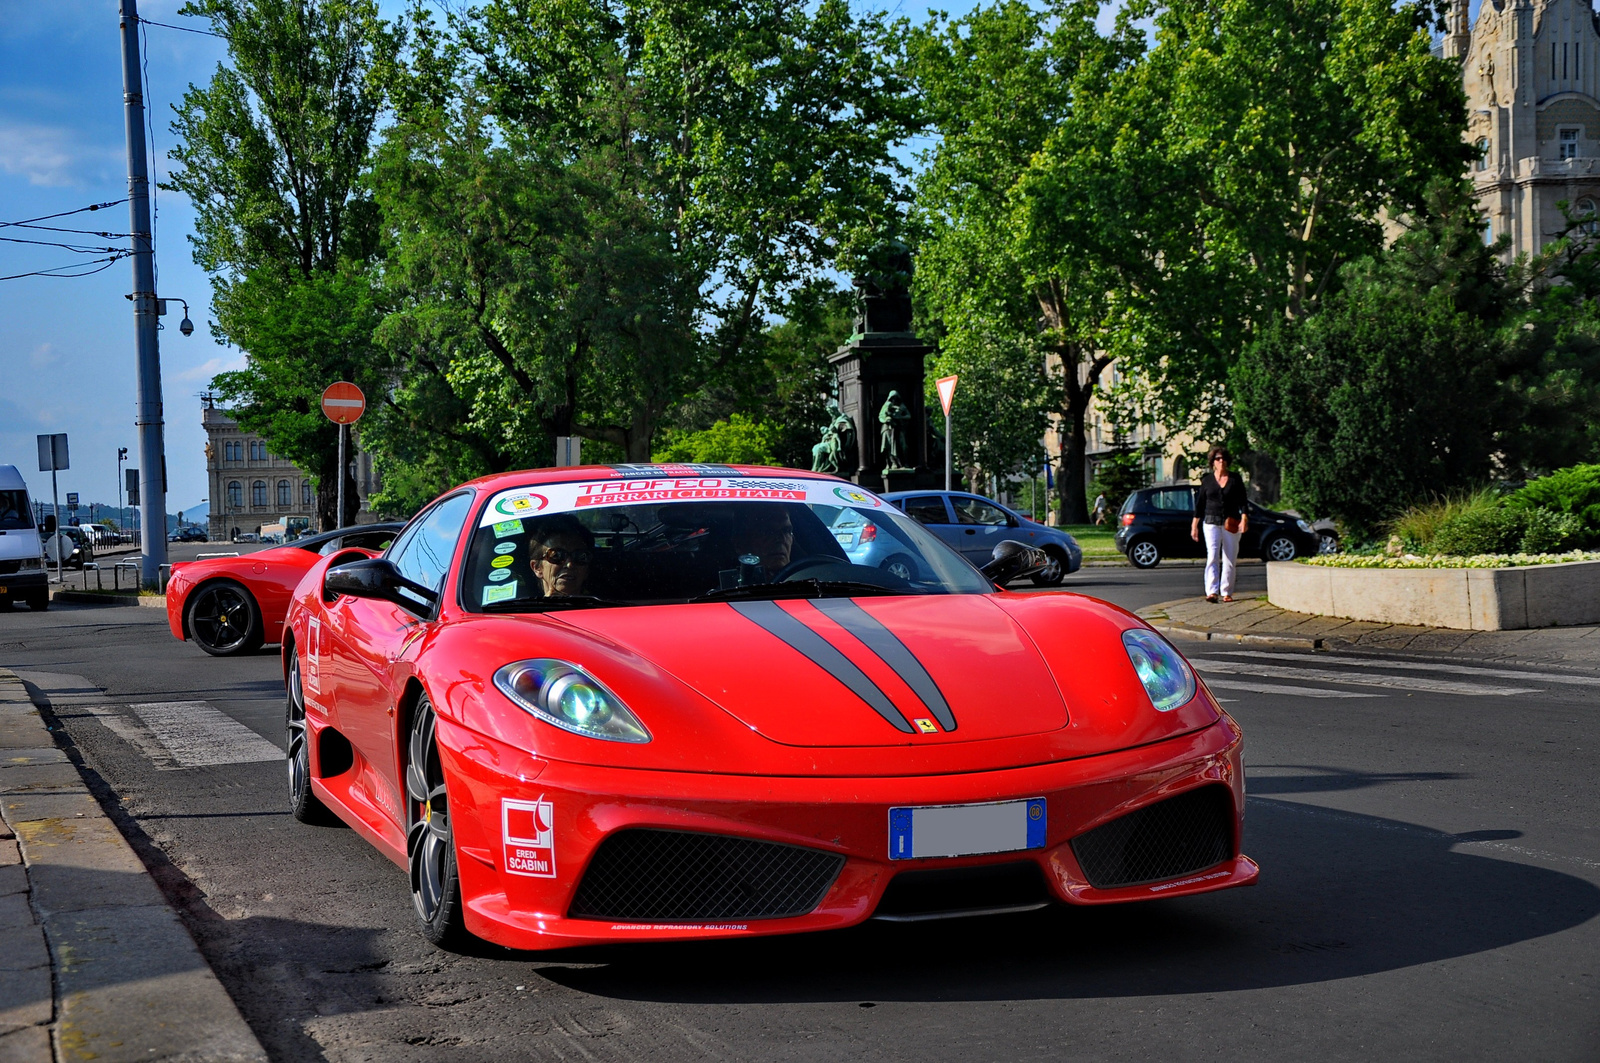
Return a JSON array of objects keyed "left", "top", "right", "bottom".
[{"left": 1190, "top": 446, "right": 1248, "bottom": 602}]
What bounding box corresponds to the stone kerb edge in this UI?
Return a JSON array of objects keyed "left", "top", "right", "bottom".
[{"left": 1267, "top": 558, "right": 1600, "bottom": 631}]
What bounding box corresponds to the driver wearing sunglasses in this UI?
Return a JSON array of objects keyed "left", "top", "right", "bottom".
[{"left": 529, "top": 515, "right": 594, "bottom": 598}]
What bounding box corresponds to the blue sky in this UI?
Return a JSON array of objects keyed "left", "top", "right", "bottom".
[{"left": 0, "top": 0, "right": 969, "bottom": 524}]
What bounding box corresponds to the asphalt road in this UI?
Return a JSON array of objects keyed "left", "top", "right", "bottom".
[{"left": 1, "top": 563, "right": 1595, "bottom": 1063}]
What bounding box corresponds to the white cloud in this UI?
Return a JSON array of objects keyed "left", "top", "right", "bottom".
[
  {"left": 29, "top": 343, "right": 57, "bottom": 367},
  {"left": 0, "top": 121, "right": 121, "bottom": 188},
  {"left": 174, "top": 355, "right": 244, "bottom": 383}
]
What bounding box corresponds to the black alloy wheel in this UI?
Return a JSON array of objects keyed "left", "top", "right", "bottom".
[
  {"left": 1127, "top": 537, "right": 1162, "bottom": 569},
  {"left": 407, "top": 695, "right": 471, "bottom": 949},
  {"left": 186, "top": 580, "right": 263, "bottom": 656},
  {"left": 1030, "top": 546, "right": 1068, "bottom": 586},
  {"left": 285, "top": 651, "right": 333, "bottom": 824},
  {"left": 1263, "top": 534, "right": 1298, "bottom": 562}
]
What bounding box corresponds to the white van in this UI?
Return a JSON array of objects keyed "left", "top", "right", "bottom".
[{"left": 0, "top": 465, "right": 49, "bottom": 610}]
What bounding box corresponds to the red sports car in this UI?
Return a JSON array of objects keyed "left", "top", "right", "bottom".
[
  {"left": 166, "top": 523, "right": 403, "bottom": 655},
  {"left": 282, "top": 465, "right": 1255, "bottom": 951}
]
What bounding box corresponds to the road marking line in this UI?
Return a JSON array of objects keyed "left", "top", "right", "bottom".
[
  {"left": 1215, "top": 649, "right": 1600, "bottom": 688},
  {"left": 1195, "top": 659, "right": 1537, "bottom": 696},
  {"left": 1203, "top": 678, "right": 1379, "bottom": 699},
  {"left": 127, "top": 701, "right": 282, "bottom": 767}
]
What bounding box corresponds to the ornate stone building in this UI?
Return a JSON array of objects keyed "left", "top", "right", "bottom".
[
  {"left": 201, "top": 396, "right": 378, "bottom": 540},
  {"left": 1452, "top": 0, "right": 1600, "bottom": 254}
]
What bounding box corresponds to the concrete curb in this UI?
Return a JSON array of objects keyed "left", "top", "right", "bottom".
[
  {"left": 47, "top": 591, "right": 165, "bottom": 609},
  {"left": 1148, "top": 621, "right": 1325, "bottom": 651},
  {"left": 0, "top": 669, "right": 267, "bottom": 1063}
]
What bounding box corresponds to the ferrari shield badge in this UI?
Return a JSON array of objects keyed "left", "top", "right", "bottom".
[{"left": 502, "top": 797, "right": 557, "bottom": 877}]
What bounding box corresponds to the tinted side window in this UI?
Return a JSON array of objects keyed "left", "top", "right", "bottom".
[
  {"left": 387, "top": 494, "right": 473, "bottom": 609},
  {"left": 1152, "top": 488, "right": 1194, "bottom": 512},
  {"left": 901, "top": 496, "right": 950, "bottom": 525},
  {"left": 0, "top": 490, "right": 31, "bottom": 531},
  {"left": 953, "top": 497, "right": 1009, "bottom": 525}
]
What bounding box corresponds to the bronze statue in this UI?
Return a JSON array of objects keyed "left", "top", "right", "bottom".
[{"left": 878, "top": 390, "right": 911, "bottom": 470}]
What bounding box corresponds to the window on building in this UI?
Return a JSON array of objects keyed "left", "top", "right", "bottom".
[
  {"left": 251, "top": 480, "right": 267, "bottom": 507},
  {"left": 1483, "top": 215, "right": 1494, "bottom": 246},
  {"left": 226, "top": 481, "right": 242, "bottom": 508},
  {"left": 1560, "top": 128, "right": 1580, "bottom": 160},
  {"left": 222, "top": 440, "right": 240, "bottom": 462},
  {"left": 301, "top": 481, "right": 313, "bottom": 506},
  {"left": 1580, "top": 199, "right": 1598, "bottom": 235},
  {"left": 1564, "top": 42, "right": 1569, "bottom": 80},
  {"left": 1475, "top": 137, "right": 1490, "bottom": 172},
  {"left": 277, "top": 480, "right": 291, "bottom": 506}
]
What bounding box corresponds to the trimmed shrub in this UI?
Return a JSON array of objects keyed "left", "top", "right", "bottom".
[
  {"left": 1518, "top": 508, "right": 1585, "bottom": 554},
  {"left": 1431, "top": 507, "right": 1525, "bottom": 556},
  {"left": 1507, "top": 464, "right": 1600, "bottom": 545}
]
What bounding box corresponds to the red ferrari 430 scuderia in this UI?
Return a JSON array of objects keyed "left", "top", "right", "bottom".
[{"left": 282, "top": 464, "right": 1256, "bottom": 951}]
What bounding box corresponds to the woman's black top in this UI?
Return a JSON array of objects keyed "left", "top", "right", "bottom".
[{"left": 1194, "top": 471, "right": 1247, "bottom": 524}]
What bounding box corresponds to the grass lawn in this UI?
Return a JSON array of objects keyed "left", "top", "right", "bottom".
[{"left": 1059, "top": 523, "right": 1122, "bottom": 559}]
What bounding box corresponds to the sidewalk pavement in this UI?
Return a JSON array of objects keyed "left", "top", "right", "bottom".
[
  {"left": 0, "top": 669, "right": 267, "bottom": 1063},
  {"left": 1138, "top": 595, "right": 1600, "bottom": 668}
]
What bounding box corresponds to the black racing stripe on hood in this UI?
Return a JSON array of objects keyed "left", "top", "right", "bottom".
[
  {"left": 809, "top": 598, "right": 956, "bottom": 732},
  {"left": 729, "top": 601, "right": 915, "bottom": 733}
]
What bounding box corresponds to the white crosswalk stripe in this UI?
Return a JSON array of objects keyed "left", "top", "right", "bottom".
[
  {"left": 1215, "top": 649, "right": 1599, "bottom": 688},
  {"left": 1202, "top": 677, "right": 1380, "bottom": 699},
  {"left": 127, "top": 701, "right": 283, "bottom": 768},
  {"left": 1192, "top": 658, "right": 1540, "bottom": 697}
]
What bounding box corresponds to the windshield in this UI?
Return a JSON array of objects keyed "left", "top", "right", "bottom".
[
  {"left": 0, "top": 490, "right": 31, "bottom": 531},
  {"left": 461, "top": 476, "right": 993, "bottom": 612}
]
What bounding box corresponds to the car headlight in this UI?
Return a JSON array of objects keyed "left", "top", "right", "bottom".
[
  {"left": 1121, "top": 629, "right": 1197, "bottom": 712},
  {"left": 18, "top": 557, "right": 41, "bottom": 572},
  {"left": 1296, "top": 519, "right": 1314, "bottom": 533},
  {"left": 493, "top": 659, "right": 650, "bottom": 743}
]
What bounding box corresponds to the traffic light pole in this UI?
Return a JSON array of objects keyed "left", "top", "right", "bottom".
[{"left": 120, "top": 0, "right": 167, "bottom": 589}]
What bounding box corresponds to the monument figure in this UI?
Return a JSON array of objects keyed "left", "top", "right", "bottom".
[{"left": 878, "top": 390, "right": 911, "bottom": 470}]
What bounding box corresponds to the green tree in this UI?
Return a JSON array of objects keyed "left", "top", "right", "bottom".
[
  {"left": 653, "top": 414, "right": 783, "bottom": 465},
  {"left": 368, "top": 0, "right": 916, "bottom": 486},
  {"left": 1232, "top": 209, "right": 1507, "bottom": 536},
  {"left": 168, "top": 0, "right": 398, "bottom": 528},
  {"left": 908, "top": 0, "right": 1142, "bottom": 523}
]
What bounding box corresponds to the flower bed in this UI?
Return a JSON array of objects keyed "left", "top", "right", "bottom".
[{"left": 1300, "top": 550, "right": 1600, "bottom": 569}]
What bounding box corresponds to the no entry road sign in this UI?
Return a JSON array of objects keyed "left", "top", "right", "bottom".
[{"left": 321, "top": 382, "right": 366, "bottom": 424}]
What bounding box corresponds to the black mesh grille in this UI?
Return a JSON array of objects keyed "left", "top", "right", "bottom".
[
  {"left": 1070, "top": 785, "right": 1234, "bottom": 889},
  {"left": 0, "top": 560, "right": 20, "bottom": 575},
  {"left": 569, "top": 829, "right": 845, "bottom": 922},
  {"left": 874, "top": 861, "right": 1048, "bottom": 919}
]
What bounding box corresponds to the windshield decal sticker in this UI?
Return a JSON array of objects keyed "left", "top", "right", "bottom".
[
  {"left": 608, "top": 463, "right": 743, "bottom": 478},
  {"left": 493, "top": 493, "right": 548, "bottom": 517},
  {"left": 482, "top": 580, "right": 518, "bottom": 604},
  {"left": 833, "top": 486, "right": 881, "bottom": 507},
  {"left": 492, "top": 519, "right": 523, "bottom": 538},
  {"left": 493, "top": 541, "right": 517, "bottom": 555},
  {"left": 487, "top": 569, "right": 512, "bottom": 582}
]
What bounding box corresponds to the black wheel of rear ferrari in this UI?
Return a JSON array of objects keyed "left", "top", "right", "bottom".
[
  {"left": 407, "top": 695, "right": 471, "bottom": 950},
  {"left": 285, "top": 651, "right": 333, "bottom": 824},
  {"left": 186, "top": 580, "right": 263, "bottom": 656}
]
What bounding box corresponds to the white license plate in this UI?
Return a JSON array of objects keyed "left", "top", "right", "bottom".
[{"left": 888, "top": 798, "right": 1046, "bottom": 860}]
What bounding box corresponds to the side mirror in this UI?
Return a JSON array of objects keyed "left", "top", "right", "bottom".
[
  {"left": 980, "top": 539, "right": 1050, "bottom": 585},
  {"left": 325, "top": 557, "right": 437, "bottom": 611},
  {"left": 42, "top": 515, "right": 56, "bottom": 535}
]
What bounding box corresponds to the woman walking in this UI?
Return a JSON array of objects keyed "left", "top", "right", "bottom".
[{"left": 1190, "top": 446, "right": 1248, "bottom": 602}]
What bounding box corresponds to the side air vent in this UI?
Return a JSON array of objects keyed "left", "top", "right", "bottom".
[{"left": 1070, "top": 785, "right": 1234, "bottom": 889}]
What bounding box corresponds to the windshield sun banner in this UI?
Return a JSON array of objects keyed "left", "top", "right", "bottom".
[{"left": 478, "top": 476, "right": 886, "bottom": 527}]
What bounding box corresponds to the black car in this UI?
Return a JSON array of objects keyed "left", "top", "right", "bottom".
[{"left": 1112, "top": 485, "right": 1323, "bottom": 568}]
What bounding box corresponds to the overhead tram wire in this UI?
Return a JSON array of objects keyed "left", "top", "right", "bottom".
[
  {"left": 138, "top": 17, "right": 230, "bottom": 41},
  {"left": 0, "top": 200, "right": 129, "bottom": 229},
  {"left": 0, "top": 235, "right": 128, "bottom": 253},
  {"left": 0, "top": 254, "right": 130, "bottom": 283}
]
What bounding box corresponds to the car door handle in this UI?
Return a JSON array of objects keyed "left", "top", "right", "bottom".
[{"left": 963, "top": 528, "right": 976, "bottom": 535}]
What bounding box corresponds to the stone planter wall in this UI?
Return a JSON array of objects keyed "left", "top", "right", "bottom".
[{"left": 1266, "top": 559, "right": 1600, "bottom": 631}]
